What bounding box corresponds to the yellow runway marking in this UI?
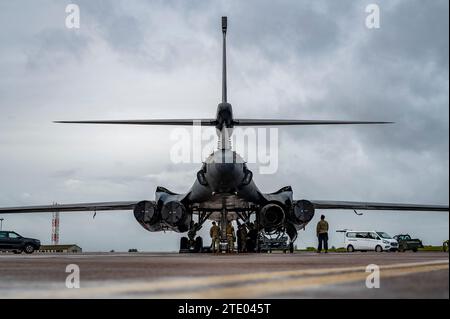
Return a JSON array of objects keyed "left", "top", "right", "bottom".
[
  {"left": 159, "top": 263, "right": 448, "bottom": 299},
  {"left": 7, "top": 259, "right": 448, "bottom": 298}
]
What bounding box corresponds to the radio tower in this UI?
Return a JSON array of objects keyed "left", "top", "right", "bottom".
[{"left": 51, "top": 203, "right": 60, "bottom": 245}]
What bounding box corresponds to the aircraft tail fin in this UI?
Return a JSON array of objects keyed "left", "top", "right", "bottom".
[
  {"left": 54, "top": 17, "right": 392, "bottom": 129},
  {"left": 222, "top": 16, "right": 228, "bottom": 103}
]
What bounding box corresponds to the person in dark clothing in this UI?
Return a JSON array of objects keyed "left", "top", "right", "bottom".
[
  {"left": 316, "top": 215, "right": 329, "bottom": 253},
  {"left": 237, "top": 224, "right": 248, "bottom": 253},
  {"left": 246, "top": 222, "right": 258, "bottom": 253}
]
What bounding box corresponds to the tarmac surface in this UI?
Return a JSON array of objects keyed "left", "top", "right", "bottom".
[{"left": 0, "top": 251, "right": 448, "bottom": 298}]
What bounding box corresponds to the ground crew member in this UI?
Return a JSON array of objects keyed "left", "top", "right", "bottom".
[
  {"left": 246, "top": 222, "right": 258, "bottom": 253},
  {"left": 443, "top": 240, "right": 449, "bottom": 252},
  {"left": 316, "top": 214, "right": 329, "bottom": 253},
  {"left": 237, "top": 224, "right": 248, "bottom": 253},
  {"left": 210, "top": 221, "right": 220, "bottom": 253},
  {"left": 226, "top": 221, "right": 235, "bottom": 253},
  {"left": 187, "top": 222, "right": 198, "bottom": 247}
]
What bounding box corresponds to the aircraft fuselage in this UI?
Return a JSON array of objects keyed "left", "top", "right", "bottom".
[{"left": 188, "top": 149, "right": 262, "bottom": 206}]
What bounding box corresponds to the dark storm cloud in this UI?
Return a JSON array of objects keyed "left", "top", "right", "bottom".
[
  {"left": 225, "top": 1, "right": 343, "bottom": 61},
  {"left": 230, "top": 0, "right": 449, "bottom": 174},
  {"left": 343, "top": 0, "right": 449, "bottom": 154},
  {"left": 0, "top": 0, "right": 447, "bottom": 251},
  {"left": 360, "top": 0, "right": 449, "bottom": 68}
]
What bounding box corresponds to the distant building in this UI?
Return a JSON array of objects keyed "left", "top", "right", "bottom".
[{"left": 39, "top": 244, "right": 82, "bottom": 253}]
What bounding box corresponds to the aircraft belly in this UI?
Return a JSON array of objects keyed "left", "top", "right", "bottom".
[
  {"left": 192, "top": 193, "right": 252, "bottom": 212},
  {"left": 187, "top": 180, "right": 213, "bottom": 203},
  {"left": 237, "top": 180, "right": 262, "bottom": 203}
]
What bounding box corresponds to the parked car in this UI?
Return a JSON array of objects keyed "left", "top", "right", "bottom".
[
  {"left": 393, "top": 234, "right": 423, "bottom": 252},
  {"left": 0, "top": 231, "right": 41, "bottom": 254},
  {"left": 344, "top": 230, "right": 398, "bottom": 252}
]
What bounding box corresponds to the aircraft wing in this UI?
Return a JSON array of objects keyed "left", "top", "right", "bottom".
[
  {"left": 310, "top": 200, "right": 449, "bottom": 212},
  {"left": 0, "top": 201, "right": 139, "bottom": 214}
]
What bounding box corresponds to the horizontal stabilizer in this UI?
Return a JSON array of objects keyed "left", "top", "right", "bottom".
[
  {"left": 55, "top": 119, "right": 392, "bottom": 127},
  {"left": 233, "top": 119, "right": 393, "bottom": 126},
  {"left": 54, "top": 119, "right": 217, "bottom": 126}
]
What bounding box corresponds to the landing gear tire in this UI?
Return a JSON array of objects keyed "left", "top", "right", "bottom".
[
  {"left": 412, "top": 248, "right": 418, "bottom": 253},
  {"left": 194, "top": 237, "right": 203, "bottom": 253},
  {"left": 24, "top": 244, "right": 35, "bottom": 254},
  {"left": 347, "top": 245, "right": 355, "bottom": 253},
  {"left": 375, "top": 245, "right": 383, "bottom": 253},
  {"left": 289, "top": 242, "right": 294, "bottom": 254},
  {"left": 179, "top": 237, "right": 189, "bottom": 253}
]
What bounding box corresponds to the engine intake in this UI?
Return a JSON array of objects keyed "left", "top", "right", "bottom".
[
  {"left": 133, "top": 201, "right": 162, "bottom": 232},
  {"left": 260, "top": 203, "right": 285, "bottom": 230}
]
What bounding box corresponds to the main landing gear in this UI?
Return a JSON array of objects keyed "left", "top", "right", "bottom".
[
  {"left": 179, "top": 211, "right": 211, "bottom": 253},
  {"left": 179, "top": 236, "right": 203, "bottom": 253}
]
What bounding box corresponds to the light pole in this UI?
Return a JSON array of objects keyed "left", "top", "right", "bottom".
[{"left": 0, "top": 218, "right": 4, "bottom": 231}]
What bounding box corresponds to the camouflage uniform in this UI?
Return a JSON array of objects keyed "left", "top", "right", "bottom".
[
  {"left": 187, "top": 222, "right": 198, "bottom": 246},
  {"left": 210, "top": 224, "right": 220, "bottom": 253},
  {"left": 237, "top": 226, "right": 248, "bottom": 252},
  {"left": 226, "top": 223, "right": 235, "bottom": 253}
]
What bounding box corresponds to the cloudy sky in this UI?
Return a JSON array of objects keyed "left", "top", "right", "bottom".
[{"left": 0, "top": 0, "right": 448, "bottom": 251}]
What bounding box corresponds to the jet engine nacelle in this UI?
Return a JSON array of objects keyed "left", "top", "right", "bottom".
[
  {"left": 161, "top": 200, "right": 192, "bottom": 233},
  {"left": 260, "top": 203, "right": 286, "bottom": 231},
  {"left": 133, "top": 201, "right": 162, "bottom": 232},
  {"left": 291, "top": 200, "right": 315, "bottom": 229}
]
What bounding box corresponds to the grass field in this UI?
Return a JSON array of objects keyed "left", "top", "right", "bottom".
[{"left": 419, "top": 246, "right": 448, "bottom": 252}]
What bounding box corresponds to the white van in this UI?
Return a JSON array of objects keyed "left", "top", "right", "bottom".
[{"left": 344, "top": 231, "right": 398, "bottom": 252}]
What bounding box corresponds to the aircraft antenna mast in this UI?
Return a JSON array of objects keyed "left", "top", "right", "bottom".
[
  {"left": 221, "top": 16, "right": 228, "bottom": 103},
  {"left": 51, "top": 203, "right": 60, "bottom": 245}
]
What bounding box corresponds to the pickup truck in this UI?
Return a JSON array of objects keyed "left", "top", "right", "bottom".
[{"left": 393, "top": 234, "right": 423, "bottom": 252}]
